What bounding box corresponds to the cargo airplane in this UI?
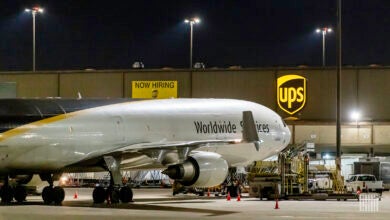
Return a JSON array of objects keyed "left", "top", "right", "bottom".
[{"left": 0, "top": 98, "right": 290, "bottom": 204}]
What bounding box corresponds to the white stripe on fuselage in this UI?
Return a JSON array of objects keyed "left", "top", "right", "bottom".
[{"left": 0, "top": 99, "right": 290, "bottom": 173}]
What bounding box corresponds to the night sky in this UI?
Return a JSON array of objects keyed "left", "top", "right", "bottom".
[{"left": 0, "top": 0, "right": 389, "bottom": 71}]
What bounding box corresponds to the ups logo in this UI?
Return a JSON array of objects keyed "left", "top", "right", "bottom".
[{"left": 277, "top": 75, "right": 306, "bottom": 115}]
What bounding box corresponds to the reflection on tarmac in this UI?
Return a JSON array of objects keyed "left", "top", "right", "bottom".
[
  {"left": 1, "top": 188, "right": 236, "bottom": 217},
  {"left": 0, "top": 188, "right": 390, "bottom": 220}
]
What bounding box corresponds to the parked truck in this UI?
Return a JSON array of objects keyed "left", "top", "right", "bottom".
[
  {"left": 354, "top": 161, "right": 390, "bottom": 189},
  {"left": 345, "top": 174, "right": 383, "bottom": 195}
]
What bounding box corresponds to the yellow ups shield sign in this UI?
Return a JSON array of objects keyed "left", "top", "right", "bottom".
[{"left": 277, "top": 75, "right": 306, "bottom": 115}]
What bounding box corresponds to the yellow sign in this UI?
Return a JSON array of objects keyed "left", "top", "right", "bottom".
[
  {"left": 132, "top": 81, "right": 178, "bottom": 99},
  {"left": 277, "top": 75, "right": 306, "bottom": 115}
]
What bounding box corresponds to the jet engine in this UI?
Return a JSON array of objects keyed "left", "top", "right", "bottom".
[{"left": 162, "top": 152, "right": 228, "bottom": 187}]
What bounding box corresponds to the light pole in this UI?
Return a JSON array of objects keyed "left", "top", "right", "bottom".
[
  {"left": 25, "top": 6, "right": 44, "bottom": 72},
  {"left": 184, "top": 17, "right": 200, "bottom": 69},
  {"left": 316, "top": 27, "right": 332, "bottom": 66}
]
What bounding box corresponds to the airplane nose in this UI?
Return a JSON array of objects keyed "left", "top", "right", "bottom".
[{"left": 284, "top": 127, "right": 291, "bottom": 145}]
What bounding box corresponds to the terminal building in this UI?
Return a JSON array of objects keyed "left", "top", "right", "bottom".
[{"left": 1, "top": 66, "right": 390, "bottom": 180}]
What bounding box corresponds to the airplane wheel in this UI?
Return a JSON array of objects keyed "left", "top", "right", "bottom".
[
  {"left": 42, "top": 186, "right": 54, "bottom": 204},
  {"left": 14, "top": 185, "right": 27, "bottom": 203},
  {"left": 53, "top": 186, "right": 65, "bottom": 205},
  {"left": 107, "top": 187, "right": 120, "bottom": 204},
  {"left": 119, "top": 186, "right": 133, "bottom": 203},
  {"left": 1, "top": 186, "right": 14, "bottom": 203},
  {"left": 93, "top": 187, "right": 106, "bottom": 204}
]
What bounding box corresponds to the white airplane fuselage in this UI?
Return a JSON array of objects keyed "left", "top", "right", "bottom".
[{"left": 0, "top": 98, "right": 290, "bottom": 174}]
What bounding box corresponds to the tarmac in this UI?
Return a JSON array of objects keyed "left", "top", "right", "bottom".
[{"left": 0, "top": 188, "right": 389, "bottom": 220}]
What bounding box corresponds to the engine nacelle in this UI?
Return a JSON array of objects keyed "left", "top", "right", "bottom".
[{"left": 162, "top": 152, "right": 228, "bottom": 187}]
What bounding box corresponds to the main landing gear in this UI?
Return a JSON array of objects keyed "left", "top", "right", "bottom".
[
  {"left": 40, "top": 174, "right": 65, "bottom": 205},
  {"left": 92, "top": 156, "right": 133, "bottom": 204},
  {"left": 0, "top": 174, "right": 65, "bottom": 205},
  {"left": 1, "top": 156, "right": 133, "bottom": 205},
  {"left": 0, "top": 176, "right": 28, "bottom": 204}
]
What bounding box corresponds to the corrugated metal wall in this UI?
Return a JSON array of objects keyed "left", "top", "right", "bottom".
[{"left": 1, "top": 67, "right": 389, "bottom": 121}]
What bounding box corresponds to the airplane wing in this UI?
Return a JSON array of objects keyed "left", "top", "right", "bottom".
[
  {"left": 114, "top": 139, "right": 239, "bottom": 152},
  {"left": 63, "top": 139, "right": 243, "bottom": 172},
  {"left": 106, "top": 139, "right": 241, "bottom": 164}
]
